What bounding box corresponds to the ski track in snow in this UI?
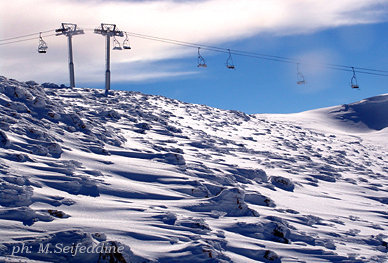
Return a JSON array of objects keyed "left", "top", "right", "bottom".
[{"left": 0, "top": 76, "right": 387, "bottom": 262}]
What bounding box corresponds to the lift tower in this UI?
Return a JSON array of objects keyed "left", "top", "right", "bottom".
[
  {"left": 55, "top": 23, "right": 84, "bottom": 88},
  {"left": 94, "top": 23, "right": 123, "bottom": 96}
]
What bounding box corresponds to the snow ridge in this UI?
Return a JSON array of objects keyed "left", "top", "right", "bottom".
[{"left": 0, "top": 76, "right": 387, "bottom": 262}]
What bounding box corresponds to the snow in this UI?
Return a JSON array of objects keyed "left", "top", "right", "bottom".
[{"left": 0, "top": 76, "right": 387, "bottom": 262}]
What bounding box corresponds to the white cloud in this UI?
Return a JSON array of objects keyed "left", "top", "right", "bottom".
[{"left": 0, "top": 0, "right": 387, "bottom": 84}]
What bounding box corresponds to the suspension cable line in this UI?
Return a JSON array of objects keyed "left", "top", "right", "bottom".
[
  {"left": 0, "top": 33, "right": 57, "bottom": 46},
  {"left": 0, "top": 28, "right": 387, "bottom": 77},
  {"left": 122, "top": 31, "right": 388, "bottom": 76},
  {"left": 0, "top": 29, "right": 56, "bottom": 42}
]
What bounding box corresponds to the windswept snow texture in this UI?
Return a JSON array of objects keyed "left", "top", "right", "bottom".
[{"left": 0, "top": 76, "right": 387, "bottom": 263}]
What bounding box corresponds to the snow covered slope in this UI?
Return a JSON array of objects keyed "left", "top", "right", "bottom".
[
  {"left": 0, "top": 76, "right": 387, "bottom": 263},
  {"left": 282, "top": 94, "right": 388, "bottom": 133},
  {"left": 325, "top": 94, "right": 388, "bottom": 131}
]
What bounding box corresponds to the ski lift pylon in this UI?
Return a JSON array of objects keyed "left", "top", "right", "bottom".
[
  {"left": 38, "top": 32, "right": 48, "bottom": 54},
  {"left": 197, "top": 47, "right": 207, "bottom": 68},
  {"left": 350, "top": 67, "right": 359, "bottom": 89},
  {"left": 296, "top": 63, "right": 305, "bottom": 85},
  {"left": 113, "top": 36, "right": 122, "bottom": 50},
  {"left": 123, "top": 32, "right": 131, "bottom": 50},
  {"left": 226, "top": 49, "right": 235, "bottom": 69}
]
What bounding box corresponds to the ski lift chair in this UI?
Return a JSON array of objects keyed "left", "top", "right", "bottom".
[
  {"left": 123, "top": 33, "right": 131, "bottom": 50},
  {"left": 226, "top": 49, "right": 235, "bottom": 69},
  {"left": 38, "top": 33, "right": 48, "bottom": 54},
  {"left": 296, "top": 63, "right": 305, "bottom": 85},
  {"left": 113, "top": 37, "right": 122, "bottom": 50},
  {"left": 197, "top": 47, "right": 207, "bottom": 68},
  {"left": 350, "top": 67, "right": 359, "bottom": 89}
]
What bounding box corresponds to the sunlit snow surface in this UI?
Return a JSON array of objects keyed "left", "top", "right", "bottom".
[{"left": 0, "top": 76, "right": 387, "bottom": 262}]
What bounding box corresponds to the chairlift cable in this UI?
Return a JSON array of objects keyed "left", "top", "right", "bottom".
[
  {"left": 123, "top": 31, "right": 388, "bottom": 74},
  {"left": 0, "top": 36, "right": 40, "bottom": 46},
  {"left": 123, "top": 31, "right": 388, "bottom": 76},
  {"left": 351, "top": 67, "right": 388, "bottom": 74},
  {"left": 347, "top": 70, "right": 388, "bottom": 77},
  {"left": 0, "top": 29, "right": 55, "bottom": 42},
  {"left": 125, "top": 32, "right": 302, "bottom": 63},
  {"left": 0, "top": 28, "right": 387, "bottom": 77},
  {"left": 0, "top": 33, "right": 57, "bottom": 46}
]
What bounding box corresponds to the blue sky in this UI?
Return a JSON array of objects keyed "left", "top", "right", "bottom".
[
  {"left": 1, "top": 0, "right": 387, "bottom": 113},
  {"left": 93, "top": 22, "right": 388, "bottom": 114}
]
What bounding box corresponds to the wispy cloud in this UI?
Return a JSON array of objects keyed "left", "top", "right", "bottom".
[{"left": 1, "top": 0, "right": 387, "bottom": 84}]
